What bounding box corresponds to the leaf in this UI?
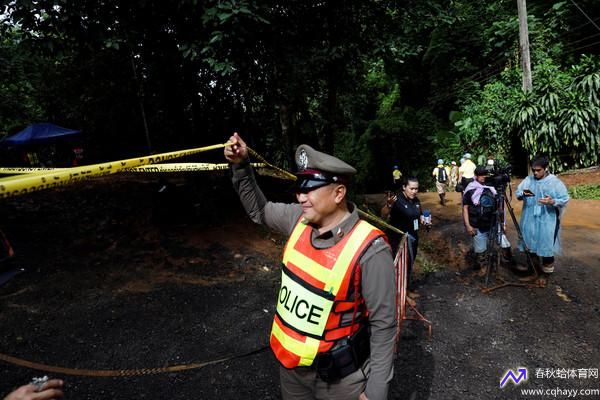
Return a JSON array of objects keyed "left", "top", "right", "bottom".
[
  {"left": 209, "top": 32, "right": 223, "bottom": 44},
  {"left": 217, "top": 12, "right": 233, "bottom": 22}
]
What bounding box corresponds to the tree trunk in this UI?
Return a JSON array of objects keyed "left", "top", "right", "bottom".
[
  {"left": 321, "top": 70, "right": 338, "bottom": 154},
  {"left": 279, "top": 103, "right": 294, "bottom": 170},
  {"left": 517, "top": 0, "right": 533, "bottom": 92},
  {"left": 129, "top": 51, "right": 152, "bottom": 153}
]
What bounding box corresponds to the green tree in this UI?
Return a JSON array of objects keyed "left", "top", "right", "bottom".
[
  {"left": 2, "top": 0, "right": 598, "bottom": 180},
  {"left": 0, "top": 23, "right": 46, "bottom": 136},
  {"left": 513, "top": 56, "right": 600, "bottom": 170}
]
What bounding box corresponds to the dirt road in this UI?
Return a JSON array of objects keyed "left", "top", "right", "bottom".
[
  {"left": 392, "top": 188, "right": 600, "bottom": 399},
  {"left": 1, "top": 172, "right": 599, "bottom": 399}
]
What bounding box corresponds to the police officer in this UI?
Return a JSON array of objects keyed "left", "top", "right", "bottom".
[{"left": 225, "top": 133, "right": 396, "bottom": 400}]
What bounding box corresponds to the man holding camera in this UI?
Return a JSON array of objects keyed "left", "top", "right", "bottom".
[
  {"left": 462, "top": 166, "right": 513, "bottom": 274},
  {"left": 225, "top": 133, "right": 396, "bottom": 400},
  {"left": 516, "top": 155, "right": 569, "bottom": 287}
]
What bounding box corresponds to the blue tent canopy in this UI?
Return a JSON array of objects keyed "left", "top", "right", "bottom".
[{"left": 1, "top": 123, "right": 81, "bottom": 146}]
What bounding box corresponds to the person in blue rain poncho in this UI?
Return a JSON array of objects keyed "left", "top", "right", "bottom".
[{"left": 516, "top": 155, "right": 569, "bottom": 287}]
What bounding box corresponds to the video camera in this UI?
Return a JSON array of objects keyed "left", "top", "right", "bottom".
[{"left": 484, "top": 163, "right": 512, "bottom": 192}]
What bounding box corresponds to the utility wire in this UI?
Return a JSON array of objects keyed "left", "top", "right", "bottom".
[
  {"left": 430, "top": 33, "right": 600, "bottom": 106},
  {"left": 429, "top": 62, "right": 510, "bottom": 105},
  {"left": 429, "top": 26, "right": 600, "bottom": 105},
  {"left": 568, "top": 0, "right": 600, "bottom": 32},
  {"left": 429, "top": 34, "right": 600, "bottom": 105},
  {"left": 424, "top": 2, "right": 600, "bottom": 106},
  {"left": 427, "top": 53, "right": 511, "bottom": 102},
  {"left": 562, "top": 31, "right": 600, "bottom": 47},
  {"left": 567, "top": 39, "right": 600, "bottom": 54},
  {"left": 558, "top": 16, "right": 600, "bottom": 36}
]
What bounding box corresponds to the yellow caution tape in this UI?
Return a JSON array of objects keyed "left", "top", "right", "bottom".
[
  {"left": 0, "top": 167, "right": 68, "bottom": 174},
  {"left": 357, "top": 208, "right": 405, "bottom": 236},
  {"left": 0, "top": 142, "right": 230, "bottom": 199},
  {"left": 126, "top": 163, "right": 265, "bottom": 173},
  {"left": 0, "top": 163, "right": 266, "bottom": 175},
  {"left": 0, "top": 141, "right": 404, "bottom": 234},
  {"left": 247, "top": 148, "right": 297, "bottom": 181}
]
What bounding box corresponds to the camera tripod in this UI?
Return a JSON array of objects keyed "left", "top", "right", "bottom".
[{"left": 481, "top": 187, "right": 540, "bottom": 292}]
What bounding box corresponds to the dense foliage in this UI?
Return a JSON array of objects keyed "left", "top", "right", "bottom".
[
  {"left": 568, "top": 183, "right": 600, "bottom": 200},
  {"left": 1, "top": 0, "right": 598, "bottom": 190}
]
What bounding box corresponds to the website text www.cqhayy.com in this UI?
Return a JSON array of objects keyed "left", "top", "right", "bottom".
[{"left": 520, "top": 387, "right": 600, "bottom": 398}]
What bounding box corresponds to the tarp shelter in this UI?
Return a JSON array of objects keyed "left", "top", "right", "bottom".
[
  {"left": 0, "top": 123, "right": 84, "bottom": 167},
  {"left": 1, "top": 123, "right": 81, "bottom": 146}
]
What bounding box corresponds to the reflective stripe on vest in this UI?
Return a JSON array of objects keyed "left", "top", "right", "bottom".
[{"left": 270, "top": 218, "right": 384, "bottom": 368}]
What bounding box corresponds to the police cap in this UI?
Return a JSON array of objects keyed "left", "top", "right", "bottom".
[{"left": 294, "top": 144, "right": 356, "bottom": 192}]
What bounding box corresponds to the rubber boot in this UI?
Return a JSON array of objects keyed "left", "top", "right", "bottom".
[
  {"left": 541, "top": 262, "right": 555, "bottom": 274},
  {"left": 439, "top": 193, "right": 445, "bottom": 205},
  {"left": 519, "top": 253, "right": 541, "bottom": 282},
  {"left": 538, "top": 262, "right": 553, "bottom": 288},
  {"left": 476, "top": 252, "right": 488, "bottom": 277},
  {"left": 501, "top": 247, "right": 518, "bottom": 268}
]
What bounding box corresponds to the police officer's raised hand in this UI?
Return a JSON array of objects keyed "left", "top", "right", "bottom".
[
  {"left": 224, "top": 132, "right": 248, "bottom": 165},
  {"left": 4, "top": 380, "right": 64, "bottom": 400}
]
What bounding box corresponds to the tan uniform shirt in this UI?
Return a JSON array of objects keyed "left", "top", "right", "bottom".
[
  {"left": 231, "top": 162, "right": 396, "bottom": 400},
  {"left": 432, "top": 165, "right": 450, "bottom": 181},
  {"left": 459, "top": 159, "right": 476, "bottom": 179}
]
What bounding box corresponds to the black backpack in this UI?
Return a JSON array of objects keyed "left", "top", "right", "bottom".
[
  {"left": 466, "top": 187, "right": 497, "bottom": 228},
  {"left": 477, "top": 188, "right": 497, "bottom": 225},
  {"left": 437, "top": 167, "right": 448, "bottom": 183}
]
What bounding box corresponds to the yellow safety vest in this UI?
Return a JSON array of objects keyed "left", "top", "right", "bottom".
[{"left": 270, "top": 218, "right": 385, "bottom": 368}]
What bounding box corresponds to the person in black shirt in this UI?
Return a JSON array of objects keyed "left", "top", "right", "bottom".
[
  {"left": 462, "top": 166, "right": 514, "bottom": 274},
  {"left": 383, "top": 177, "right": 430, "bottom": 297}
]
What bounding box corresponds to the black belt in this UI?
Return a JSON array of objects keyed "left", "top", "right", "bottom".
[{"left": 313, "top": 324, "right": 370, "bottom": 383}]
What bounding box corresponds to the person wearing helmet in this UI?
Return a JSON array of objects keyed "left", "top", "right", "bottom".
[
  {"left": 392, "top": 165, "right": 402, "bottom": 191},
  {"left": 432, "top": 159, "right": 450, "bottom": 205},
  {"left": 485, "top": 156, "right": 495, "bottom": 173},
  {"left": 458, "top": 153, "right": 476, "bottom": 192},
  {"left": 449, "top": 161, "right": 459, "bottom": 191}
]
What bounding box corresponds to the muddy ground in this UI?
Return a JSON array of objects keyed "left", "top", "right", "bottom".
[{"left": 1, "top": 170, "right": 599, "bottom": 400}]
